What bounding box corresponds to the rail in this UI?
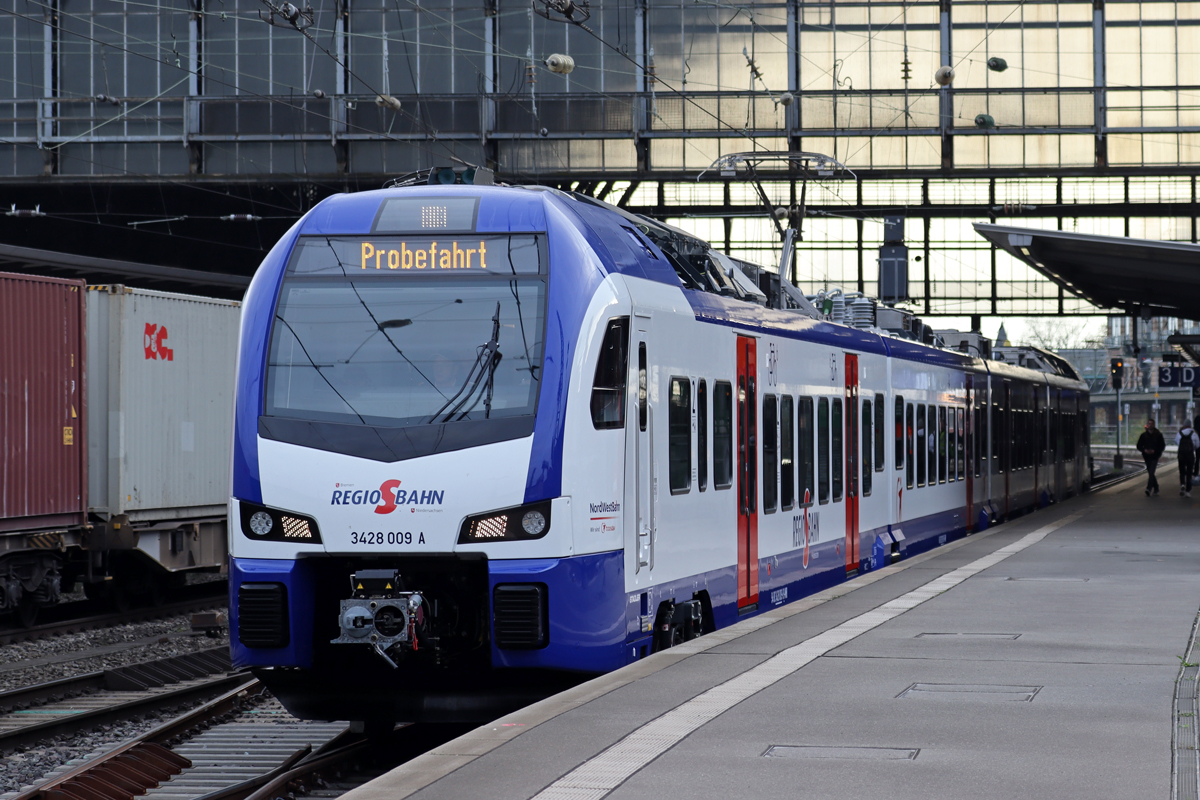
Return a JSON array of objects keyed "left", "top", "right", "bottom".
[
  {"left": 9, "top": 678, "right": 267, "bottom": 800},
  {"left": 0, "top": 647, "right": 240, "bottom": 754},
  {"left": 0, "top": 585, "right": 227, "bottom": 645}
]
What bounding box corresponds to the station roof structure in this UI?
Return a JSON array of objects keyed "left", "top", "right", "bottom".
[
  {"left": 973, "top": 223, "right": 1200, "bottom": 320},
  {"left": 0, "top": 242, "right": 250, "bottom": 298}
]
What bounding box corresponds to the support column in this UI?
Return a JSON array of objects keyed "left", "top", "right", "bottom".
[
  {"left": 923, "top": 216, "right": 932, "bottom": 314},
  {"left": 857, "top": 217, "right": 864, "bottom": 294},
  {"left": 187, "top": 0, "right": 202, "bottom": 175},
  {"left": 634, "top": 0, "right": 649, "bottom": 174},
  {"left": 482, "top": 0, "right": 498, "bottom": 170},
  {"left": 939, "top": 0, "right": 953, "bottom": 171},
  {"left": 1093, "top": 0, "right": 1107, "bottom": 167},
  {"left": 787, "top": 0, "right": 801, "bottom": 152},
  {"left": 41, "top": 0, "right": 57, "bottom": 175}
]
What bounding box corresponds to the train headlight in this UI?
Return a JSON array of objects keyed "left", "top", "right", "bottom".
[
  {"left": 249, "top": 511, "right": 274, "bottom": 536},
  {"left": 458, "top": 501, "right": 552, "bottom": 543},
  {"left": 238, "top": 501, "right": 323, "bottom": 544},
  {"left": 521, "top": 510, "right": 546, "bottom": 536}
]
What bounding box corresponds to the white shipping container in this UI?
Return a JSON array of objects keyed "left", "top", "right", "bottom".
[{"left": 86, "top": 286, "right": 241, "bottom": 523}]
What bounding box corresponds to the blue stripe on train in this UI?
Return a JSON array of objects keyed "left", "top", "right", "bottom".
[
  {"left": 229, "top": 505, "right": 972, "bottom": 674},
  {"left": 232, "top": 220, "right": 306, "bottom": 503}
]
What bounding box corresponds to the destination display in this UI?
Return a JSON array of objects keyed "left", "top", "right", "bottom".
[
  {"left": 288, "top": 234, "right": 543, "bottom": 276},
  {"left": 360, "top": 239, "right": 491, "bottom": 271}
]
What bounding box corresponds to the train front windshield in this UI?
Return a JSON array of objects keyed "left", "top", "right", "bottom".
[{"left": 265, "top": 235, "right": 547, "bottom": 429}]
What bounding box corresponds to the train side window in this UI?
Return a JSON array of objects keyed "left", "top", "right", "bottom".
[
  {"left": 698, "top": 380, "right": 708, "bottom": 491},
  {"left": 1027, "top": 399, "right": 1034, "bottom": 469},
  {"left": 713, "top": 381, "right": 733, "bottom": 489},
  {"left": 669, "top": 377, "right": 691, "bottom": 494},
  {"left": 995, "top": 387, "right": 1007, "bottom": 474},
  {"left": 862, "top": 398, "right": 873, "bottom": 496},
  {"left": 763, "top": 395, "right": 778, "bottom": 513},
  {"left": 799, "top": 397, "right": 815, "bottom": 506},
  {"left": 638, "top": 343, "right": 648, "bottom": 432},
  {"left": 832, "top": 398, "right": 843, "bottom": 502},
  {"left": 590, "top": 317, "right": 629, "bottom": 430},
  {"left": 1038, "top": 398, "right": 1047, "bottom": 466},
  {"left": 957, "top": 408, "right": 966, "bottom": 480},
  {"left": 818, "top": 398, "right": 830, "bottom": 504},
  {"left": 928, "top": 406, "right": 938, "bottom": 484},
  {"left": 975, "top": 397, "right": 985, "bottom": 478},
  {"left": 945, "top": 406, "right": 954, "bottom": 483},
  {"left": 1051, "top": 407, "right": 1059, "bottom": 464},
  {"left": 1024, "top": 403, "right": 1031, "bottom": 470},
  {"left": 938, "top": 406, "right": 948, "bottom": 484},
  {"left": 916, "top": 404, "right": 927, "bottom": 487},
  {"left": 1026, "top": 396, "right": 1033, "bottom": 470},
  {"left": 781, "top": 396, "right": 795, "bottom": 510},
  {"left": 905, "top": 403, "right": 915, "bottom": 489},
  {"left": 1014, "top": 399, "right": 1022, "bottom": 471},
  {"left": 1070, "top": 410, "right": 1077, "bottom": 462},
  {"left": 895, "top": 396, "right": 905, "bottom": 470},
  {"left": 1078, "top": 410, "right": 1087, "bottom": 459},
  {"left": 874, "top": 393, "right": 885, "bottom": 472}
]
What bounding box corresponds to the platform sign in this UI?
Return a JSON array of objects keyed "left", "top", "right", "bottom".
[
  {"left": 1193, "top": 385, "right": 1200, "bottom": 400},
  {"left": 1159, "top": 365, "right": 1199, "bottom": 387}
]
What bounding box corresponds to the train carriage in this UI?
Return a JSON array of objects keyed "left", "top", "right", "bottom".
[{"left": 228, "top": 185, "right": 1089, "bottom": 727}]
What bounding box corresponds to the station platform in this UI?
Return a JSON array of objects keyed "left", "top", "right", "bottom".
[{"left": 344, "top": 466, "right": 1200, "bottom": 800}]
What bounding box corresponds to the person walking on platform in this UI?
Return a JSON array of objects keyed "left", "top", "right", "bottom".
[
  {"left": 1177, "top": 423, "right": 1200, "bottom": 496},
  {"left": 1138, "top": 419, "right": 1166, "bottom": 496}
]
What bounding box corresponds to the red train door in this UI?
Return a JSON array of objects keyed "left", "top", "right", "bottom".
[
  {"left": 844, "top": 354, "right": 859, "bottom": 573},
  {"left": 737, "top": 336, "right": 759, "bottom": 610}
]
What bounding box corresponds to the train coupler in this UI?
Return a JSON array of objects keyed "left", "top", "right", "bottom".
[{"left": 330, "top": 568, "right": 427, "bottom": 669}]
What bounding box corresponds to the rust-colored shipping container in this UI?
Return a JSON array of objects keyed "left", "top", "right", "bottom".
[{"left": 0, "top": 271, "right": 87, "bottom": 533}]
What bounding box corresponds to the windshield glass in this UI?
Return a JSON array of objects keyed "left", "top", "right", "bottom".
[{"left": 265, "top": 235, "right": 546, "bottom": 429}]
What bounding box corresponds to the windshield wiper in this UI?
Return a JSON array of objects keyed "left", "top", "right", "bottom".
[
  {"left": 325, "top": 238, "right": 450, "bottom": 400},
  {"left": 427, "top": 302, "right": 503, "bottom": 424},
  {"left": 273, "top": 315, "right": 367, "bottom": 424}
]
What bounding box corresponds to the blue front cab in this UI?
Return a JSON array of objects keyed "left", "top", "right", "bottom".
[{"left": 229, "top": 550, "right": 628, "bottom": 722}]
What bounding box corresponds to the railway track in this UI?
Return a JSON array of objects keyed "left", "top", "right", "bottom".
[
  {"left": 1089, "top": 465, "right": 1147, "bottom": 492},
  {"left": 0, "top": 648, "right": 240, "bottom": 755},
  {"left": 5, "top": 673, "right": 471, "bottom": 800},
  {"left": 0, "top": 586, "right": 228, "bottom": 646}
]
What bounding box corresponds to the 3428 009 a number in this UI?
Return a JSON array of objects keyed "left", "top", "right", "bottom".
[{"left": 349, "top": 531, "right": 426, "bottom": 545}]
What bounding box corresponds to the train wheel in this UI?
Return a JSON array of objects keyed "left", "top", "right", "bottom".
[{"left": 14, "top": 598, "right": 38, "bottom": 628}]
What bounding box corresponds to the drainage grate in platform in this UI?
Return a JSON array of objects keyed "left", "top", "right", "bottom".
[
  {"left": 764, "top": 746, "right": 919, "bottom": 761},
  {"left": 914, "top": 633, "right": 1022, "bottom": 640},
  {"left": 897, "top": 683, "right": 1042, "bottom": 702},
  {"left": 1004, "top": 577, "right": 1089, "bottom": 582}
]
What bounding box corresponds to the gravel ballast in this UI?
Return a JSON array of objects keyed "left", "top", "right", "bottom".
[{"left": 0, "top": 608, "right": 230, "bottom": 693}]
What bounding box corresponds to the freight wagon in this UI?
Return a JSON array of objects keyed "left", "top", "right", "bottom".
[{"left": 0, "top": 274, "right": 239, "bottom": 624}]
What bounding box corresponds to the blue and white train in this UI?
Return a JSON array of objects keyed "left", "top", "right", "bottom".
[{"left": 228, "top": 185, "right": 1090, "bottom": 726}]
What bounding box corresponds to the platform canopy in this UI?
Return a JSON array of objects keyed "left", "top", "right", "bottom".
[{"left": 973, "top": 223, "right": 1200, "bottom": 319}]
